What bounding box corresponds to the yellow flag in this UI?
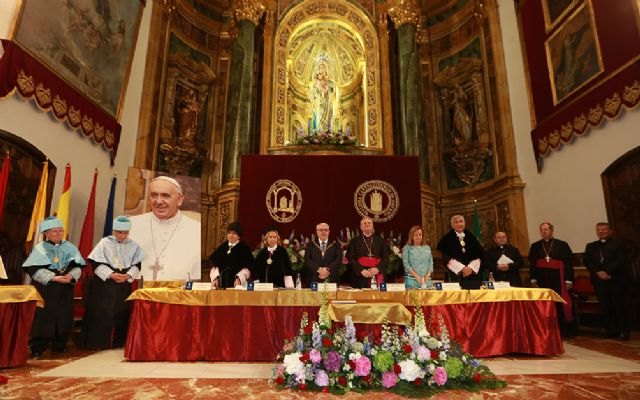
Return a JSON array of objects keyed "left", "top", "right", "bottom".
[
  {"left": 56, "top": 163, "right": 71, "bottom": 239},
  {"left": 25, "top": 160, "right": 49, "bottom": 253}
]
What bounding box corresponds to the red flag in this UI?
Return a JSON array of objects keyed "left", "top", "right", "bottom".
[
  {"left": 75, "top": 170, "right": 98, "bottom": 298},
  {"left": 0, "top": 154, "right": 11, "bottom": 224}
]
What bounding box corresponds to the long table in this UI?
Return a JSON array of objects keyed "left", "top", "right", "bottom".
[
  {"left": 124, "top": 288, "right": 564, "bottom": 362},
  {"left": 0, "top": 285, "right": 44, "bottom": 368}
]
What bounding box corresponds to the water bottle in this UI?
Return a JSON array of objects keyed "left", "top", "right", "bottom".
[
  {"left": 370, "top": 275, "right": 378, "bottom": 290},
  {"left": 295, "top": 273, "right": 302, "bottom": 290},
  {"left": 488, "top": 272, "right": 495, "bottom": 283}
]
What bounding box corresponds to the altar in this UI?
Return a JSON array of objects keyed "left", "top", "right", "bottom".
[{"left": 124, "top": 288, "right": 564, "bottom": 362}]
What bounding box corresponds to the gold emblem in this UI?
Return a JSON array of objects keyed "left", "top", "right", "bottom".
[
  {"left": 266, "top": 179, "right": 302, "bottom": 223},
  {"left": 353, "top": 180, "right": 399, "bottom": 222}
]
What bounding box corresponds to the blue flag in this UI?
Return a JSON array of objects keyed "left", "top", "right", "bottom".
[{"left": 102, "top": 175, "right": 117, "bottom": 237}]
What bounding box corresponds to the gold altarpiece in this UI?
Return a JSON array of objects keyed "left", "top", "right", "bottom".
[{"left": 134, "top": 0, "right": 529, "bottom": 257}]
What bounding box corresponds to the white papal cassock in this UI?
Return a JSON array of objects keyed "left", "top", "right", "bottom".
[{"left": 128, "top": 211, "right": 201, "bottom": 281}]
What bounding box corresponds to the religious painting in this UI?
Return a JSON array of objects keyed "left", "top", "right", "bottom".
[
  {"left": 545, "top": 0, "right": 603, "bottom": 105},
  {"left": 542, "top": 0, "right": 580, "bottom": 31},
  {"left": 12, "top": 0, "right": 145, "bottom": 118}
]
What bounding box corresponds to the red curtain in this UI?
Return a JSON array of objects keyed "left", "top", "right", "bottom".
[{"left": 0, "top": 302, "right": 37, "bottom": 367}]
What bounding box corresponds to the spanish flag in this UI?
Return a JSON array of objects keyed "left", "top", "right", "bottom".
[
  {"left": 25, "top": 160, "right": 49, "bottom": 253},
  {"left": 55, "top": 163, "right": 71, "bottom": 239}
]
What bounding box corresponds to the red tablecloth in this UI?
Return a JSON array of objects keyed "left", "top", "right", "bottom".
[
  {"left": 0, "top": 285, "right": 44, "bottom": 368},
  {"left": 124, "top": 289, "right": 563, "bottom": 362}
]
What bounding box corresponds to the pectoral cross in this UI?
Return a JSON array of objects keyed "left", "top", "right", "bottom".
[
  {"left": 545, "top": 256, "right": 550, "bottom": 262},
  {"left": 150, "top": 258, "right": 163, "bottom": 280}
]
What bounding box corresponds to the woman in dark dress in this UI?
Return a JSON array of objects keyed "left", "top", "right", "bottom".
[{"left": 253, "top": 227, "right": 293, "bottom": 288}]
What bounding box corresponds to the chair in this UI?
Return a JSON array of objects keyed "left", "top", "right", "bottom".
[{"left": 572, "top": 275, "right": 602, "bottom": 328}]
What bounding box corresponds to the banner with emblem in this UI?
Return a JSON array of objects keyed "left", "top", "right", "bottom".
[{"left": 238, "top": 155, "right": 421, "bottom": 246}]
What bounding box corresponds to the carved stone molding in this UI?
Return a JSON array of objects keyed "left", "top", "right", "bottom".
[
  {"left": 388, "top": 0, "right": 421, "bottom": 28},
  {"left": 233, "top": 0, "right": 266, "bottom": 25}
]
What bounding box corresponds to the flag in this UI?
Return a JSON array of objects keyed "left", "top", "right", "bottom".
[
  {"left": 102, "top": 174, "right": 117, "bottom": 237},
  {"left": 75, "top": 169, "right": 98, "bottom": 298},
  {"left": 26, "top": 160, "right": 49, "bottom": 253},
  {"left": 0, "top": 153, "right": 11, "bottom": 225},
  {"left": 55, "top": 163, "right": 71, "bottom": 239},
  {"left": 472, "top": 199, "right": 482, "bottom": 244}
]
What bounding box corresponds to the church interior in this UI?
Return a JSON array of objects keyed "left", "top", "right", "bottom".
[{"left": 1, "top": 0, "right": 639, "bottom": 398}]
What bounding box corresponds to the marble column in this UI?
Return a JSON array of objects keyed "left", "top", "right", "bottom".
[
  {"left": 222, "top": 0, "right": 265, "bottom": 182},
  {"left": 389, "top": 0, "right": 429, "bottom": 181}
]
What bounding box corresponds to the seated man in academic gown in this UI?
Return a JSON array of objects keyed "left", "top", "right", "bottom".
[
  {"left": 209, "top": 222, "right": 254, "bottom": 288},
  {"left": 80, "top": 216, "right": 145, "bottom": 349},
  {"left": 346, "top": 217, "right": 390, "bottom": 289},
  {"left": 304, "top": 222, "right": 342, "bottom": 286},
  {"left": 22, "top": 217, "right": 86, "bottom": 357},
  {"left": 484, "top": 231, "right": 523, "bottom": 287},
  {"left": 436, "top": 215, "right": 484, "bottom": 289}
]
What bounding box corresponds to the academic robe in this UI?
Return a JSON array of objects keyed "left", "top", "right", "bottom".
[
  {"left": 80, "top": 236, "right": 144, "bottom": 349},
  {"left": 22, "top": 240, "right": 85, "bottom": 351},
  {"left": 583, "top": 237, "right": 629, "bottom": 337},
  {"left": 484, "top": 244, "right": 523, "bottom": 287},
  {"left": 346, "top": 234, "right": 390, "bottom": 289},
  {"left": 253, "top": 246, "right": 293, "bottom": 288},
  {"left": 303, "top": 239, "right": 342, "bottom": 286},
  {"left": 209, "top": 240, "right": 254, "bottom": 288},
  {"left": 436, "top": 229, "right": 484, "bottom": 289}
]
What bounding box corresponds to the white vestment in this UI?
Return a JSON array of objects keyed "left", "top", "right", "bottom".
[{"left": 128, "top": 211, "right": 201, "bottom": 281}]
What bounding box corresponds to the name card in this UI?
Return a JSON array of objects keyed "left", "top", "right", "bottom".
[
  {"left": 384, "top": 283, "right": 406, "bottom": 292},
  {"left": 191, "top": 282, "right": 213, "bottom": 290},
  {"left": 435, "top": 282, "right": 461, "bottom": 291},
  {"left": 311, "top": 282, "right": 338, "bottom": 292},
  {"left": 253, "top": 282, "right": 274, "bottom": 291},
  {"left": 493, "top": 281, "right": 511, "bottom": 289}
]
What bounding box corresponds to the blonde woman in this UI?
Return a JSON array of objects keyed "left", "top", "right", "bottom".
[
  {"left": 402, "top": 225, "right": 433, "bottom": 289},
  {"left": 253, "top": 227, "right": 293, "bottom": 288}
]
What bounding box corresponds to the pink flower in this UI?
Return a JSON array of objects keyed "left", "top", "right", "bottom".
[
  {"left": 381, "top": 371, "right": 398, "bottom": 388},
  {"left": 434, "top": 366, "right": 448, "bottom": 386},
  {"left": 309, "top": 349, "right": 322, "bottom": 364},
  {"left": 354, "top": 356, "right": 372, "bottom": 377}
]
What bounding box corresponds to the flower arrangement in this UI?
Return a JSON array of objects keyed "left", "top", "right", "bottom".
[
  {"left": 289, "top": 128, "right": 358, "bottom": 146},
  {"left": 273, "top": 302, "right": 506, "bottom": 396}
]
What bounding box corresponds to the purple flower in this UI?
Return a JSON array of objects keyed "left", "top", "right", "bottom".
[
  {"left": 434, "top": 366, "right": 448, "bottom": 386},
  {"left": 381, "top": 371, "right": 398, "bottom": 388},
  {"left": 354, "top": 356, "right": 372, "bottom": 377},
  {"left": 323, "top": 351, "right": 342, "bottom": 372},
  {"left": 314, "top": 370, "right": 329, "bottom": 387},
  {"left": 309, "top": 349, "right": 322, "bottom": 364}
]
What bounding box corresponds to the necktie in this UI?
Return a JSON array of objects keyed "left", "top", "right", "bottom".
[{"left": 321, "top": 241, "right": 326, "bottom": 253}]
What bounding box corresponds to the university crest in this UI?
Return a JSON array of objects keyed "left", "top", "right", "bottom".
[
  {"left": 266, "top": 179, "right": 303, "bottom": 223},
  {"left": 353, "top": 180, "right": 399, "bottom": 222}
]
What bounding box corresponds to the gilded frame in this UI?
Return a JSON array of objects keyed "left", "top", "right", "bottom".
[
  {"left": 10, "top": 0, "right": 145, "bottom": 119},
  {"left": 542, "top": 0, "right": 580, "bottom": 32},
  {"left": 545, "top": 0, "right": 603, "bottom": 105}
]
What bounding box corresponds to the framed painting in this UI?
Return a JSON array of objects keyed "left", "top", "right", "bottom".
[
  {"left": 12, "top": 0, "right": 145, "bottom": 119},
  {"left": 545, "top": 0, "right": 603, "bottom": 105},
  {"left": 542, "top": 0, "right": 580, "bottom": 31}
]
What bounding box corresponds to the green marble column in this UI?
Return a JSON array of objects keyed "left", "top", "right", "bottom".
[
  {"left": 396, "top": 23, "right": 429, "bottom": 181},
  {"left": 223, "top": 20, "right": 258, "bottom": 182}
]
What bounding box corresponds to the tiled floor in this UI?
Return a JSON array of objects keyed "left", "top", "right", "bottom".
[{"left": 2, "top": 333, "right": 640, "bottom": 399}]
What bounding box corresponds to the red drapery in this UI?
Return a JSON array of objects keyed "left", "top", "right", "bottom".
[
  {"left": 0, "top": 40, "right": 121, "bottom": 164},
  {"left": 124, "top": 300, "right": 563, "bottom": 362},
  {"left": 0, "top": 301, "right": 37, "bottom": 368}
]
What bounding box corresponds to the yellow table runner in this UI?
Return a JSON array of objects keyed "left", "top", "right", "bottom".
[
  {"left": 329, "top": 302, "right": 412, "bottom": 325},
  {"left": 0, "top": 285, "right": 45, "bottom": 307}
]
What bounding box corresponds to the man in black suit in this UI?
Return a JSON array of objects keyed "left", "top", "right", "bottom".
[
  {"left": 436, "top": 215, "right": 484, "bottom": 289},
  {"left": 346, "top": 217, "right": 390, "bottom": 288},
  {"left": 584, "top": 222, "right": 630, "bottom": 340},
  {"left": 484, "top": 231, "right": 523, "bottom": 287},
  {"left": 304, "top": 222, "right": 342, "bottom": 286}
]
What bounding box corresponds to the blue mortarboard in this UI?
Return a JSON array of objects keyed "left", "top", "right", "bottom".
[
  {"left": 40, "top": 216, "right": 63, "bottom": 233},
  {"left": 112, "top": 216, "right": 132, "bottom": 231}
]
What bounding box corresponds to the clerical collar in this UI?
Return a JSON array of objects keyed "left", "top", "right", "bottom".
[
  {"left": 600, "top": 239, "right": 608, "bottom": 243},
  {"left": 46, "top": 240, "right": 62, "bottom": 246},
  {"left": 108, "top": 236, "right": 130, "bottom": 244},
  {"left": 267, "top": 245, "right": 277, "bottom": 252},
  {"left": 363, "top": 233, "right": 373, "bottom": 238},
  {"left": 151, "top": 211, "right": 182, "bottom": 225}
]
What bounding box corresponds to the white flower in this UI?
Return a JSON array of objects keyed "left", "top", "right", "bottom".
[
  {"left": 439, "top": 352, "right": 447, "bottom": 361},
  {"left": 428, "top": 364, "right": 436, "bottom": 373},
  {"left": 392, "top": 246, "right": 401, "bottom": 255},
  {"left": 426, "top": 337, "right": 439, "bottom": 349},
  {"left": 418, "top": 329, "right": 430, "bottom": 338},
  {"left": 370, "top": 348, "right": 377, "bottom": 355},
  {"left": 343, "top": 364, "right": 351, "bottom": 371},
  {"left": 283, "top": 353, "right": 305, "bottom": 376},
  {"left": 398, "top": 359, "right": 426, "bottom": 382},
  {"left": 462, "top": 355, "right": 467, "bottom": 363},
  {"left": 290, "top": 255, "right": 298, "bottom": 263},
  {"left": 283, "top": 239, "right": 290, "bottom": 245}
]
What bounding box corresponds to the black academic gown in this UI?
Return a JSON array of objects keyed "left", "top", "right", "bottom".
[
  {"left": 346, "top": 234, "right": 390, "bottom": 289},
  {"left": 436, "top": 229, "right": 484, "bottom": 289},
  {"left": 304, "top": 239, "right": 342, "bottom": 286},
  {"left": 484, "top": 244, "right": 523, "bottom": 287},
  {"left": 253, "top": 246, "right": 293, "bottom": 288},
  {"left": 209, "top": 240, "right": 255, "bottom": 288},
  {"left": 584, "top": 237, "right": 629, "bottom": 336}
]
